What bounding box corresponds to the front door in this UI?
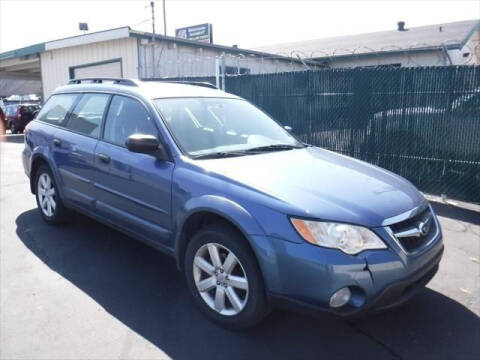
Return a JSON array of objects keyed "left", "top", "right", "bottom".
[{"left": 93, "top": 95, "right": 174, "bottom": 247}]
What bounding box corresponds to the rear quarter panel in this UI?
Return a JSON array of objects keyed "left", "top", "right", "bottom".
[{"left": 24, "top": 121, "right": 64, "bottom": 196}]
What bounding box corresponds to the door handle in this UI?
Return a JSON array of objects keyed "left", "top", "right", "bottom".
[
  {"left": 98, "top": 153, "right": 111, "bottom": 164},
  {"left": 53, "top": 138, "right": 61, "bottom": 147}
]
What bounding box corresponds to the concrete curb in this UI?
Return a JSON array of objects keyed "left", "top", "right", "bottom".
[{"left": 1, "top": 134, "right": 24, "bottom": 144}]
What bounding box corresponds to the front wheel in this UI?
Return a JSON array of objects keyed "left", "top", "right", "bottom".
[
  {"left": 184, "top": 224, "right": 269, "bottom": 329},
  {"left": 35, "top": 165, "right": 68, "bottom": 225}
]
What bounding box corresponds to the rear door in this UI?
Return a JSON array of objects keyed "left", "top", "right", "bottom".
[
  {"left": 94, "top": 95, "right": 174, "bottom": 247},
  {"left": 52, "top": 93, "right": 111, "bottom": 210}
]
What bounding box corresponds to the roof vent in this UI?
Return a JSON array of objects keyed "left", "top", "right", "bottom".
[{"left": 397, "top": 21, "right": 407, "bottom": 31}]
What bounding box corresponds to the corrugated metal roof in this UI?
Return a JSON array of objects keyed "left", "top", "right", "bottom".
[
  {"left": 129, "top": 29, "right": 303, "bottom": 62},
  {"left": 254, "top": 19, "right": 480, "bottom": 58},
  {"left": 1, "top": 26, "right": 296, "bottom": 63}
]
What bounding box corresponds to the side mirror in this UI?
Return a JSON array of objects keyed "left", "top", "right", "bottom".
[
  {"left": 284, "top": 125, "right": 293, "bottom": 132},
  {"left": 125, "top": 134, "right": 168, "bottom": 160}
]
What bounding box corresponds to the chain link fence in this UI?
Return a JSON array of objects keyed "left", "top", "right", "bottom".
[
  {"left": 226, "top": 66, "right": 480, "bottom": 203},
  {"left": 163, "top": 66, "right": 480, "bottom": 203}
]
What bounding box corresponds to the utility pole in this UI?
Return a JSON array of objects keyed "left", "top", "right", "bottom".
[
  {"left": 151, "top": 1, "right": 156, "bottom": 41},
  {"left": 163, "top": 0, "right": 167, "bottom": 36},
  {"left": 150, "top": 1, "right": 156, "bottom": 77}
]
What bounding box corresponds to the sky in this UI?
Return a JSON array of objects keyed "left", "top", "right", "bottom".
[{"left": 0, "top": 0, "right": 479, "bottom": 53}]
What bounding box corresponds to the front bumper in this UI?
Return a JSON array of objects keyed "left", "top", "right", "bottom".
[{"left": 250, "top": 219, "right": 443, "bottom": 316}]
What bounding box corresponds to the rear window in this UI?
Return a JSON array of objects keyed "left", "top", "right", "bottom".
[
  {"left": 21, "top": 105, "right": 40, "bottom": 113},
  {"left": 37, "top": 94, "right": 79, "bottom": 126},
  {"left": 6, "top": 106, "right": 18, "bottom": 116}
]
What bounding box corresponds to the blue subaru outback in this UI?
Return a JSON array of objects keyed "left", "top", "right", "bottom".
[{"left": 22, "top": 78, "right": 443, "bottom": 328}]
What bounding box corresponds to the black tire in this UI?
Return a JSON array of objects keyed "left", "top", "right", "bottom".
[
  {"left": 34, "top": 165, "right": 68, "bottom": 225},
  {"left": 184, "top": 223, "right": 269, "bottom": 329}
]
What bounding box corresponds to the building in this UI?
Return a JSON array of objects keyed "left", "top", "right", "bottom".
[
  {"left": 255, "top": 19, "right": 480, "bottom": 68},
  {"left": 0, "top": 26, "right": 309, "bottom": 99}
]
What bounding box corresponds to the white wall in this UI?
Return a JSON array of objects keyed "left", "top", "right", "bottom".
[{"left": 40, "top": 37, "right": 138, "bottom": 99}]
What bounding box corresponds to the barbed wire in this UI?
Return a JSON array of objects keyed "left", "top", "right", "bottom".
[{"left": 137, "top": 39, "right": 480, "bottom": 79}]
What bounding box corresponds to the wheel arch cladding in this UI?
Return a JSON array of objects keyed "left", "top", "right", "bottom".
[
  {"left": 30, "top": 155, "right": 64, "bottom": 200},
  {"left": 174, "top": 195, "right": 267, "bottom": 272},
  {"left": 30, "top": 155, "right": 49, "bottom": 194}
]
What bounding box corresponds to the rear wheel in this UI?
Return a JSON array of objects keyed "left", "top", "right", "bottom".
[
  {"left": 184, "top": 224, "right": 269, "bottom": 329},
  {"left": 35, "top": 165, "right": 68, "bottom": 225}
]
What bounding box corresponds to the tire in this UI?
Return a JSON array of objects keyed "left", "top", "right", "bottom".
[
  {"left": 9, "top": 122, "right": 15, "bottom": 134},
  {"left": 34, "top": 165, "right": 68, "bottom": 225},
  {"left": 184, "top": 223, "right": 269, "bottom": 329}
]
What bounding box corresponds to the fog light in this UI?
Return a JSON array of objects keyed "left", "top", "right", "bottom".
[{"left": 329, "top": 287, "right": 351, "bottom": 308}]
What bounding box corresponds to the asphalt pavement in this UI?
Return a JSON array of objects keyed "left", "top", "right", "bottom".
[{"left": 1, "top": 139, "right": 479, "bottom": 360}]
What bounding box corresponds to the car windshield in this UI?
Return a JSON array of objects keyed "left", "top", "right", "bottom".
[{"left": 154, "top": 97, "right": 303, "bottom": 157}]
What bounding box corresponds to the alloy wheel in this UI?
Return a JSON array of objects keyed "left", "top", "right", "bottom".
[
  {"left": 193, "top": 243, "right": 249, "bottom": 316},
  {"left": 37, "top": 173, "right": 56, "bottom": 217}
]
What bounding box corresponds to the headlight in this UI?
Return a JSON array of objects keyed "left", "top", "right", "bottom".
[{"left": 290, "top": 218, "right": 386, "bottom": 255}]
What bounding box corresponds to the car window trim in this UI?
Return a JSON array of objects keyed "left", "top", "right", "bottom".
[
  {"left": 101, "top": 94, "right": 157, "bottom": 146},
  {"left": 36, "top": 93, "right": 82, "bottom": 128},
  {"left": 99, "top": 93, "right": 174, "bottom": 163},
  {"left": 36, "top": 90, "right": 173, "bottom": 162},
  {"left": 63, "top": 93, "right": 112, "bottom": 140}
]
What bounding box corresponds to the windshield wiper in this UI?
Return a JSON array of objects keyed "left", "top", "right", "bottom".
[
  {"left": 192, "top": 151, "right": 247, "bottom": 160},
  {"left": 244, "top": 144, "right": 304, "bottom": 153}
]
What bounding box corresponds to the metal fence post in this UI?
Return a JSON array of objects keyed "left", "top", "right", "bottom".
[
  {"left": 215, "top": 57, "right": 220, "bottom": 89},
  {"left": 221, "top": 53, "right": 226, "bottom": 91}
]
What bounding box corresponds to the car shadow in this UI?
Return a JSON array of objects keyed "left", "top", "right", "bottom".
[{"left": 15, "top": 209, "right": 480, "bottom": 360}]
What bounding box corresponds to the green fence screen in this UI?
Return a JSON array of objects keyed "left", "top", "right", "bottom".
[{"left": 167, "top": 66, "right": 480, "bottom": 203}]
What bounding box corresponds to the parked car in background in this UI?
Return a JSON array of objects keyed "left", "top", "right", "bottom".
[
  {"left": 22, "top": 78, "right": 443, "bottom": 329},
  {"left": 0, "top": 99, "right": 6, "bottom": 134},
  {"left": 4, "top": 94, "right": 42, "bottom": 105},
  {"left": 5, "top": 103, "right": 41, "bottom": 133},
  {"left": 370, "top": 89, "right": 480, "bottom": 158}
]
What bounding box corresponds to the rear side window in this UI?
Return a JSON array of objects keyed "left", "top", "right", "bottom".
[
  {"left": 37, "top": 94, "right": 78, "bottom": 126},
  {"left": 103, "top": 95, "right": 157, "bottom": 147},
  {"left": 66, "top": 94, "right": 110, "bottom": 138},
  {"left": 21, "top": 105, "right": 40, "bottom": 114}
]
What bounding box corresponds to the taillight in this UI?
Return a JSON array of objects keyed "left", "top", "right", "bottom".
[{"left": 17, "top": 108, "right": 22, "bottom": 119}]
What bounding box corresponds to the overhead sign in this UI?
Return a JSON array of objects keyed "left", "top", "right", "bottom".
[{"left": 175, "top": 23, "right": 213, "bottom": 44}]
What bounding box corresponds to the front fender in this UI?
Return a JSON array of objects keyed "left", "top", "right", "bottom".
[{"left": 174, "top": 194, "right": 267, "bottom": 269}]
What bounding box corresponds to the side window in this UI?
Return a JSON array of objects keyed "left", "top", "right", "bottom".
[
  {"left": 37, "top": 94, "right": 78, "bottom": 126},
  {"left": 66, "top": 93, "right": 110, "bottom": 138},
  {"left": 103, "top": 96, "right": 157, "bottom": 147}
]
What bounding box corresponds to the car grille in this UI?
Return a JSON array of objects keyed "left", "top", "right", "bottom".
[{"left": 389, "top": 206, "right": 437, "bottom": 252}]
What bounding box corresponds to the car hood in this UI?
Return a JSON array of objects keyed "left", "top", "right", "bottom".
[{"left": 197, "top": 147, "right": 424, "bottom": 227}]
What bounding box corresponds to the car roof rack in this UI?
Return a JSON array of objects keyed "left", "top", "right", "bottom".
[
  {"left": 68, "top": 78, "right": 138, "bottom": 86},
  {"left": 166, "top": 81, "right": 218, "bottom": 89},
  {"left": 142, "top": 79, "right": 218, "bottom": 90}
]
